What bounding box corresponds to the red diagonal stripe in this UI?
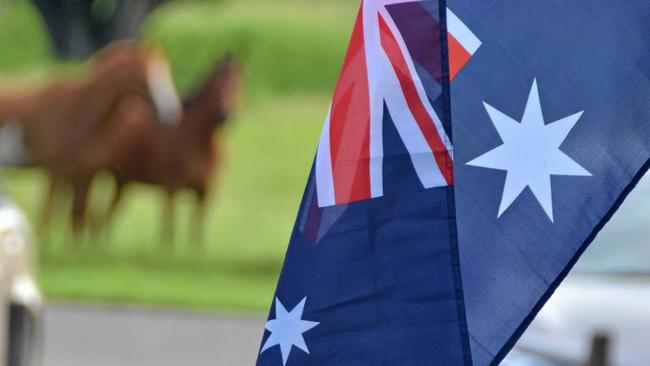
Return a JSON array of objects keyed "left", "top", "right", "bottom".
[
  {"left": 378, "top": 14, "right": 454, "bottom": 185},
  {"left": 329, "top": 4, "right": 371, "bottom": 204}
]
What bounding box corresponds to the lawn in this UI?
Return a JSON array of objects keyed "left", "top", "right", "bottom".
[{"left": 0, "top": 0, "right": 357, "bottom": 312}]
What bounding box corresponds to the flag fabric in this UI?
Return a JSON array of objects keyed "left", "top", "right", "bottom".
[
  {"left": 452, "top": 1, "right": 649, "bottom": 364},
  {"left": 315, "top": 2, "right": 480, "bottom": 208},
  {"left": 257, "top": 0, "right": 650, "bottom": 365}
]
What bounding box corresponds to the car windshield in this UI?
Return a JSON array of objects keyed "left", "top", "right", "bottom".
[{"left": 574, "top": 172, "right": 650, "bottom": 274}]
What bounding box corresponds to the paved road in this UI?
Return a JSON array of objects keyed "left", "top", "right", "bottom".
[{"left": 42, "top": 304, "right": 265, "bottom": 366}]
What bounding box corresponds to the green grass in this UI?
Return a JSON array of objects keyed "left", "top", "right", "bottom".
[{"left": 0, "top": 0, "right": 357, "bottom": 312}]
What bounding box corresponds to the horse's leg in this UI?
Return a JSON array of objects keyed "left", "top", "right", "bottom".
[
  {"left": 70, "top": 177, "right": 91, "bottom": 243},
  {"left": 100, "top": 178, "right": 125, "bottom": 237},
  {"left": 162, "top": 190, "right": 175, "bottom": 249},
  {"left": 191, "top": 189, "right": 208, "bottom": 249}
]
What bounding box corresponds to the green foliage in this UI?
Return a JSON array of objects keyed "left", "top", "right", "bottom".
[
  {"left": 0, "top": 0, "right": 359, "bottom": 311},
  {"left": 144, "top": 0, "right": 355, "bottom": 97},
  {"left": 0, "top": 1, "right": 54, "bottom": 74}
]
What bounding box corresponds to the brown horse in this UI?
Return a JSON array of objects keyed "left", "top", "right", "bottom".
[
  {"left": 89, "top": 55, "right": 243, "bottom": 245},
  {"left": 0, "top": 41, "right": 182, "bottom": 235}
]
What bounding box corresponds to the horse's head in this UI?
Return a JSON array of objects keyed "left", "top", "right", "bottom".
[
  {"left": 90, "top": 41, "right": 182, "bottom": 127},
  {"left": 185, "top": 54, "right": 244, "bottom": 128}
]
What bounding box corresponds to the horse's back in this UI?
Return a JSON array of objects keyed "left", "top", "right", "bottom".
[{"left": 102, "top": 95, "right": 174, "bottom": 183}]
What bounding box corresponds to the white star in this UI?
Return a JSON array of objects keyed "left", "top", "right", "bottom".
[
  {"left": 467, "top": 79, "right": 591, "bottom": 222},
  {"left": 261, "top": 297, "right": 320, "bottom": 365}
]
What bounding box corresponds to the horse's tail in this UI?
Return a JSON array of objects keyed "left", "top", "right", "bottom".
[
  {"left": 0, "top": 92, "right": 22, "bottom": 130},
  {"left": 0, "top": 96, "right": 10, "bottom": 130}
]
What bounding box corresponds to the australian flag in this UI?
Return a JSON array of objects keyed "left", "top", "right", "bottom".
[{"left": 257, "top": 0, "right": 650, "bottom": 365}]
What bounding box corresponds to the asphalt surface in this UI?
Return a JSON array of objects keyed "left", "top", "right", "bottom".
[{"left": 42, "top": 304, "right": 265, "bottom": 366}]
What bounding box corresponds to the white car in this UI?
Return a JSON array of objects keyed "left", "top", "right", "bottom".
[
  {"left": 505, "top": 172, "right": 650, "bottom": 366},
  {"left": 0, "top": 193, "right": 43, "bottom": 366}
]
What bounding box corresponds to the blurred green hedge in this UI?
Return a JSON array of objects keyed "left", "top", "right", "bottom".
[{"left": 0, "top": 0, "right": 357, "bottom": 98}]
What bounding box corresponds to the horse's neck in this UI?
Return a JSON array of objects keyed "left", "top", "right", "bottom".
[{"left": 181, "top": 98, "right": 217, "bottom": 147}]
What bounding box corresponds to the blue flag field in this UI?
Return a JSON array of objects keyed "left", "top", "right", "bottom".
[{"left": 256, "top": 1, "right": 650, "bottom": 365}]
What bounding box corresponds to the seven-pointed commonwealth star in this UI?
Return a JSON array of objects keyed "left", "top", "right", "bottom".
[
  {"left": 261, "top": 297, "right": 320, "bottom": 365},
  {"left": 467, "top": 79, "right": 591, "bottom": 222}
]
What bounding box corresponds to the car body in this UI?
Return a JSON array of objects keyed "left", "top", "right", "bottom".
[
  {"left": 504, "top": 173, "right": 650, "bottom": 366},
  {"left": 0, "top": 193, "right": 42, "bottom": 366},
  {"left": 505, "top": 274, "right": 650, "bottom": 366}
]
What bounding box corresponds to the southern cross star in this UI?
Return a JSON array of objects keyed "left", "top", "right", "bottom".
[
  {"left": 467, "top": 79, "right": 591, "bottom": 222},
  {"left": 260, "top": 297, "right": 320, "bottom": 365}
]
